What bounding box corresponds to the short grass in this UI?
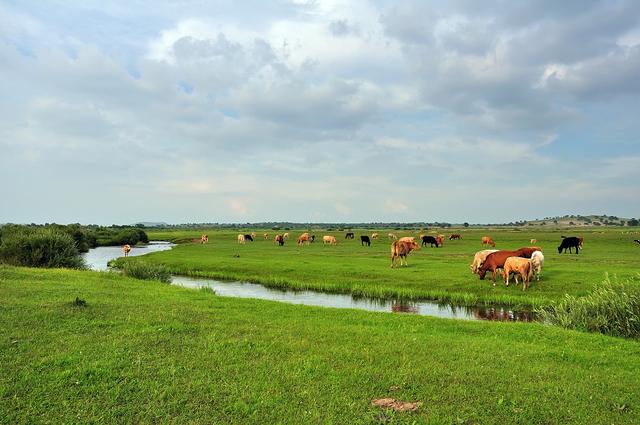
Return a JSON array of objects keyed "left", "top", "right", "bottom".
[
  {"left": 130, "top": 227, "right": 640, "bottom": 307},
  {"left": 2, "top": 266, "right": 639, "bottom": 424}
]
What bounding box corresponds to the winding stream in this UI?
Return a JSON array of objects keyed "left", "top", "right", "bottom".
[{"left": 84, "top": 245, "right": 538, "bottom": 322}]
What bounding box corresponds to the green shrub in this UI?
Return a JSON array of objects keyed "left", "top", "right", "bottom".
[
  {"left": 0, "top": 228, "right": 85, "bottom": 269},
  {"left": 121, "top": 262, "right": 171, "bottom": 283},
  {"left": 537, "top": 275, "right": 640, "bottom": 339}
]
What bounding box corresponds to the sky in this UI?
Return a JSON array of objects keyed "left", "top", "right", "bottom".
[{"left": 1, "top": 0, "right": 639, "bottom": 225}]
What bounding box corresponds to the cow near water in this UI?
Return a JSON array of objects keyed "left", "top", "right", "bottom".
[
  {"left": 391, "top": 240, "right": 420, "bottom": 268},
  {"left": 478, "top": 247, "right": 540, "bottom": 282}
]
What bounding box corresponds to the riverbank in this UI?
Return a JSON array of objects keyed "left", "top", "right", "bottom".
[{"left": 2, "top": 265, "right": 639, "bottom": 424}]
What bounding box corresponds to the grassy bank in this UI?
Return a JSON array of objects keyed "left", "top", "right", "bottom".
[
  {"left": 1, "top": 266, "right": 639, "bottom": 424},
  {"left": 123, "top": 227, "right": 640, "bottom": 307}
]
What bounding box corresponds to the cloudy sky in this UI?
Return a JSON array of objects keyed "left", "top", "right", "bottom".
[{"left": 1, "top": 1, "right": 639, "bottom": 224}]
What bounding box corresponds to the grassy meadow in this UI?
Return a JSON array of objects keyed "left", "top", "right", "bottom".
[
  {"left": 2, "top": 266, "right": 640, "bottom": 424},
  {"left": 129, "top": 227, "right": 640, "bottom": 307}
]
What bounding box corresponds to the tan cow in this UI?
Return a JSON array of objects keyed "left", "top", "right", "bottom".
[
  {"left": 297, "top": 232, "right": 311, "bottom": 245},
  {"left": 283, "top": 232, "right": 289, "bottom": 239},
  {"left": 388, "top": 233, "right": 398, "bottom": 240},
  {"left": 200, "top": 234, "right": 209, "bottom": 244},
  {"left": 250, "top": 232, "right": 256, "bottom": 239},
  {"left": 503, "top": 257, "right": 533, "bottom": 290},
  {"left": 264, "top": 233, "right": 269, "bottom": 240},
  {"left": 481, "top": 236, "right": 496, "bottom": 248},
  {"left": 530, "top": 238, "right": 537, "bottom": 244},
  {"left": 123, "top": 244, "right": 131, "bottom": 257},
  {"left": 398, "top": 236, "right": 416, "bottom": 243},
  {"left": 469, "top": 249, "right": 499, "bottom": 274},
  {"left": 322, "top": 235, "right": 337, "bottom": 245},
  {"left": 237, "top": 234, "right": 246, "bottom": 244},
  {"left": 371, "top": 233, "right": 379, "bottom": 240},
  {"left": 391, "top": 240, "right": 420, "bottom": 268}
]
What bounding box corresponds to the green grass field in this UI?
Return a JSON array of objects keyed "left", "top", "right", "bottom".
[
  {"left": 130, "top": 227, "right": 640, "bottom": 307},
  {"left": 2, "top": 266, "right": 639, "bottom": 424}
]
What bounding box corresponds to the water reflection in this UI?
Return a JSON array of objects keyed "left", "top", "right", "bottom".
[{"left": 82, "top": 242, "right": 175, "bottom": 271}]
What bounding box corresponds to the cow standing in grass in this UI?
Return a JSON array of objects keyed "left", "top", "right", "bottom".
[
  {"left": 391, "top": 240, "right": 420, "bottom": 268},
  {"left": 361, "top": 235, "right": 371, "bottom": 246}
]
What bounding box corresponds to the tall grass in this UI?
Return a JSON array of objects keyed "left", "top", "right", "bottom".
[
  {"left": 0, "top": 228, "right": 85, "bottom": 269},
  {"left": 120, "top": 262, "right": 171, "bottom": 283},
  {"left": 537, "top": 274, "right": 640, "bottom": 338}
]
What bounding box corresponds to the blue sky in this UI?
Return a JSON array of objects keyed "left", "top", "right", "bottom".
[{"left": 1, "top": 0, "right": 639, "bottom": 224}]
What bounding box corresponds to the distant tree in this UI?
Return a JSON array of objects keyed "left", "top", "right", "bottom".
[
  {"left": 628, "top": 218, "right": 639, "bottom": 227},
  {"left": 463, "top": 222, "right": 469, "bottom": 228}
]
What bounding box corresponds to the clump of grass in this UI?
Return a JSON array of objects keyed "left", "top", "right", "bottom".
[
  {"left": 121, "top": 262, "right": 171, "bottom": 283},
  {"left": 0, "top": 228, "right": 85, "bottom": 269},
  {"left": 73, "top": 297, "right": 87, "bottom": 307},
  {"left": 537, "top": 274, "right": 640, "bottom": 338},
  {"left": 199, "top": 286, "right": 216, "bottom": 295}
]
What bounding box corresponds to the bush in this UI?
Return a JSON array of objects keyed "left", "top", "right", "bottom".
[
  {"left": 121, "top": 262, "right": 171, "bottom": 283},
  {"left": 537, "top": 275, "right": 640, "bottom": 339},
  {"left": 0, "top": 228, "right": 85, "bottom": 269}
]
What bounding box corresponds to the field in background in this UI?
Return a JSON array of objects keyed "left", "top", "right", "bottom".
[
  {"left": 2, "top": 266, "right": 639, "bottom": 424},
  {"left": 134, "top": 227, "right": 640, "bottom": 307}
]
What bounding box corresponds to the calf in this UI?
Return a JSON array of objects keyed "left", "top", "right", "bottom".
[
  {"left": 391, "top": 240, "right": 420, "bottom": 268},
  {"left": 345, "top": 232, "right": 354, "bottom": 239},
  {"left": 558, "top": 237, "right": 580, "bottom": 254},
  {"left": 530, "top": 250, "right": 544, "bottom": 281},
  {"left": 481, "top": 236, "right": 495, "bottom": 248},
  {"left": 243, "top": 234, "right": 254, "bottom": 242},
  {"left": 449, "top": 234, "right": 461, "bottom": 240},
  {"left": 530, "top": 238, "right": 537, "bottom": 244},
  {"left": 323, "top": 235, "right": 337, "bottom": 245},
  {"left": 360, "top": 235, "right": 371, "bottom": 246},
  {"left": 503, "top": 257, "right": 533, "bottom": 290},
  {"left": 421, "top": 235, "right": 439, "bottom": 247}
]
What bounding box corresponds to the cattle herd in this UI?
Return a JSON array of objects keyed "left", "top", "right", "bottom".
[{"left": 195, "top": 231, "right": 597, "bottom": 291}]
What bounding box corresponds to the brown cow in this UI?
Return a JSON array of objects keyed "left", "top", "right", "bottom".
[
  {"left": 481, "top": 236, "right": 495, "bottom": 248},
  {"left": 478, "top": 247, "right": 539, "bottom": 282},
  {"left": 200, "top": 234, "right": 209, "bottom": 244},
  {"left": 503, "top": 257, "right": 533, "bottom": 290},
  {"left": 398, "top": 236, "right": 416, "bottom": 243},
  {"left": 297, "top": 233, "right": 311, "bottom": 246},
  {"left": 371, "top": 233, "right": 379, "bottom": 240},
  {"left": 322, "top": 235, "right": 337, "bottom": 245},
  {"left": 123, "top": 244, "right": 131, "bottom": 257},
  {"left": 530, "top": 238, "right": 537, "bottom": 244},
  {"left": 274, "top": 234, "right": 285, "bottom": 246},
  {"left": 264, "top": 233, "right": 269, "bottom": 240},
  {"left": 449, "top": 234, "right": 461, "bottom": 240},
  {"left": 436, "top": 235, "right": 445, "bottom": 247},
  {"left": 391, "top": 240, "right": 420, "bottom": 268}
]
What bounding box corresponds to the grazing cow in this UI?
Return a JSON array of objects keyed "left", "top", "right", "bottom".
[
  {"left": 503, "top": 257, "right": 533, "bottom": 290},
  {"left": 361, "top": 235, "right": 371, "bottom": 246},
  {"left": 436, "top": 235, "right": 445, "bottom": 247},
  {"left": 470, "top": 249, "right": 499, "bottom": 274},
  {"left": 297, "top": 233, "right": 312, "bottom": 246},
  {"left": 283, "top": 232, "right": 289, "bottom": 239},
  {"left": 530, "top": 250, "right": 544, "bottom": 281},
  {"left": 558, "top": 237, "right": 580, "bottom": 254},
  {"left": 478, "top": 248, "right": 538, "bottom": 282},
  {"left": 345, "top": 232, "right": 354, "bottom": 239},
  {"left": 323, "top": 235, "right": 337, "bottom": 245},
  {"left": 530, "top": 239, "right": 537, "bottom": 244},
  {"left": 311, "top": 235, "right": 316, "bottom": 243},
  {"left": 398, "top": 236, "right": 416, "bottom": 243},
  {"left": 635, "top": 239, "right": 640, "bottom": 245},
  {"left": 561, "top": 235, "right": 584, "bottom": 249},
  {"left": 123, "top": 244, "right": 131, "bottom": 257},
  {"left": 449, "top": 234, "right": 461, "bottom": 240},
  {"left": 371, "top": 233, "right": 379, "bottom": 240},
  {"left": 421, "top": 235, "right": 439, "bottom": 247},
  {"left": 264, "top": 233, "right": 269, "bottom": 240},
  {"left": 244, "top": 234, "right": 254, "bottom": 242},
  {"left": 391, "top": 240, "right": 420, "bottom": 268},
  {"left": 388, "top": 233, "right": 398, "bottom": 240},
  {"left": 200, "top": 234, "right": 209, "bottom": 244},
  {"left": 481, "top": 236, "right": 496, "bottom": 248},
  {"left": 274, "top": 234, "right": 285, "bottom": 246},
  {"left": 237, "top": 234, "right": 246, "bottom": 244},
  {"left": 251, "top": 232, "right": 256, "bottom": 239}
]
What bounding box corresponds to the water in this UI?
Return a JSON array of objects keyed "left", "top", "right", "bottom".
[
  {"left": 84, "top": 245, "right": 537, "bottom": 322},
  {"left": 82, "top": 241, "right": 175, "bottom": 271},
  {"left": 171, "top": 275, "right": 537, "bottom": 322}
]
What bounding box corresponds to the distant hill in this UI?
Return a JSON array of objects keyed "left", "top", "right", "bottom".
[
  {"left": 516, "top": 215, "right": 638, "bottom": 227},
  {"left": 132, "top": 221, "right": 170, "bottom": 228}
]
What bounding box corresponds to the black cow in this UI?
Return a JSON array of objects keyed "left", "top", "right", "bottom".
[
  {"left": 558, "top": 236, "right": 580, "bottom": 254},
  {"left": 634, "top": 239, "right": 640, "bottom": 245},
  {"left": 421, "top": 235, "right": 439, "bottom": 247},
  {"left": 360, "top": 235, "right": 371, "bottom": 246},
  {"left": 311, "top": 235, "right": 316, "bottom": 243},
  {"left": 243, "top": 234, "right": 254, "bottom": 242},
  {"left": 345, "top": 232, "right": 354, "bottom": 239}
]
